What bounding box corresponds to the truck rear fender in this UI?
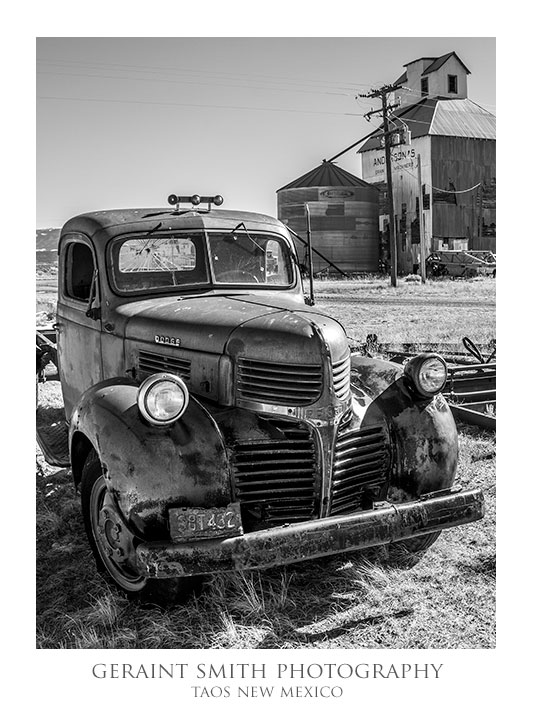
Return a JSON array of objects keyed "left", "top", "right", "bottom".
[{"left": 69, "top": 377, "right": 232, "bottom": 538}]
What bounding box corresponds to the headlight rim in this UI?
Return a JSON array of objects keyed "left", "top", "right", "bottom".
[
  {"left": 404, "top": 353, "right": 448, "bottom": 399},
  {"left": 137, "top": 372, "right": 189, "bottom": 426}
]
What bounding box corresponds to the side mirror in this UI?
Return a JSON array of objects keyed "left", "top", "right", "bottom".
[{"left": 85, "top": 268, "right": 100, "bottom": 320}]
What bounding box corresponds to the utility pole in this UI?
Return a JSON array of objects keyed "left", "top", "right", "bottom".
[
  {"left": 358, "top": 84, "right": 402, "bottom": 287},
  {"left": 417, "top": 154, "right": 426, "bottom": 283}
]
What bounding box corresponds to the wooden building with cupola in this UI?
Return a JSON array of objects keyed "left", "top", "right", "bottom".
[{"left": 357, "top": 52, "right": 496, "bottom": 274}]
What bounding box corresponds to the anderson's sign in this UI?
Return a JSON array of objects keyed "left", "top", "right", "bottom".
[{"left": 368, "top": 148, "right": 418, "bottom": 178}]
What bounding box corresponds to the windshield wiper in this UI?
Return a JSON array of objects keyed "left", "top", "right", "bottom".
[{"left": 228, "top": 222, "right": 265, "bottom": 254}]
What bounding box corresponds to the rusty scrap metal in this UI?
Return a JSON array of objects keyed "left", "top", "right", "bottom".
[
  {"left": 359, "top": 334, "right": 496, "bottom": 365},
  {"left": 359, "top": 335, "right": 496, "bottom": 430},
  {"left": 449, "top": 404, "right": 495, "bottom": 431},
  {"left": 425, "top": 250, "right": 496, "bottom": 278}
]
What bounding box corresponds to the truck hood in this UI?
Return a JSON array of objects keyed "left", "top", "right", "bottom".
[{"left": 119, "top": 293, "right": 332, "bottom": 355}]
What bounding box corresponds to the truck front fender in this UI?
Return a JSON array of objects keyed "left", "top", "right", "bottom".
[
  {"left": 351, "top": 356, "right": 458, "bottom": 501},
  {"left": 70, "top": 378, "right": 232, "bottom": 538}
]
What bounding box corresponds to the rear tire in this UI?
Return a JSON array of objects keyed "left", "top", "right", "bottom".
[{"left": 80, "top": 451, "right": 203, "bottom": 603}]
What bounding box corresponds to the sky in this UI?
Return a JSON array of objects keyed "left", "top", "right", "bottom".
[{"left": 37, "top": 37, "right": 495, "bottom": 229}]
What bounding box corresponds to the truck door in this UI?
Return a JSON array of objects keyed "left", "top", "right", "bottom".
[{"left": 56, "top": 236, "right": 102, "bottom": 420}]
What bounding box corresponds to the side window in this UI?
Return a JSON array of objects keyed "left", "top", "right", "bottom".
[
  {"left": 65, "top": 242, "right": 95, "bottom": 302},
  {"left": 421, "top": 77, "right": 429, "bottom": 97}
]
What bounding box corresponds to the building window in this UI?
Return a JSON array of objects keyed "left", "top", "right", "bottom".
[
  {"left": 421, "top": 77, "right": 429, "bottom": 97},
  {"left": 448, "top": 74, "right": 458, "bottom": 94}
]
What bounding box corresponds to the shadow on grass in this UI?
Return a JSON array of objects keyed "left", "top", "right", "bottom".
[{"left": 36, "top": 454, "right": 495, "bottom": 649}]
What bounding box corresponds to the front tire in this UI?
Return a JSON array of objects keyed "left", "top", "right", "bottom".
[
  {"left": 388, "top": 532, "right": 441, "bottom": 567},
  {"left": 80, "top": 451, "right": 202, "bottom": 602}
]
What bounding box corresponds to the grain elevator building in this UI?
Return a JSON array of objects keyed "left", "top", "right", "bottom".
[{"left": 357, "top": 52, "right": 496, "bottom": 274}]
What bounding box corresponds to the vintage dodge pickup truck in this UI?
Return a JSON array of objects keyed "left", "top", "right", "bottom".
[{"left": 36, "top": 194, "right": 484, "bottom": 600}]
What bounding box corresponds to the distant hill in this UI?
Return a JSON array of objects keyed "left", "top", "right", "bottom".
[
  {"left": 36, "top": 228, "right": 60, "bottom": 251},
  {"left": 36, "top": 228, "right": 60, "bottom": 270}
]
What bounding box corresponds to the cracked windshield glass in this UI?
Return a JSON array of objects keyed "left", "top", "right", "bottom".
[
  {"left": 112, "top": 232, "right": 293, "bottom": 292},
  {"left": 208, "top": 232, "right": 293, "bottom": 285}
]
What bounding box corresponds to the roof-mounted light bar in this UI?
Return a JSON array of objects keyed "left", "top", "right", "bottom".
[{"left": 167, "top": 194, "right": 224, "bottom": 211}]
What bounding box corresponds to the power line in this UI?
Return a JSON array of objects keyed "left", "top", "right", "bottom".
[
  {"left": 37, "top": 94, "right": 368, "bottom": 117},
  {"left": 38, "top": 58, "right": 381, "bottom": 91},
  {"left": 37, "top": 69, "right": 355, "bottom": 98}
]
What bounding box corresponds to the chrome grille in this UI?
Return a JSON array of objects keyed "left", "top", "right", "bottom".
[
  {"left": 236, "top": 358, "right": 322, "bottom": 405},
  {"left": 330, "top": 423, "right": 389, "bottom": 516},
  {"left": 138, "top": 350, "right": 191, "bottom": 380},
  {"left": 232, "top": 418, "right": 319, "bottom": 528},
  {"left": 332, "top": 354, "right": 351, "bottom": 401}
]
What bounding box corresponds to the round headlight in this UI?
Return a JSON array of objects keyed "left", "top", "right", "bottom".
[
  {"left": 404, "top": 354, "right": 448, "bottom": 398},
  {"left": 137, "top": 373, "right": 189, "bottom": 426}
]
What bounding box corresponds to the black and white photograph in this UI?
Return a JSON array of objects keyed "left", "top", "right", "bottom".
[
  {"left": 13, "top": 12, "right": 525, "bottom": 709},
  {"left": 35, "top": 35, "right": 496, "bottom": 652}
]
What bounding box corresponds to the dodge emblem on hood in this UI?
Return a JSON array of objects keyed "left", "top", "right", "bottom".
[{"left": 154, "top": 335, "right": 181, "bottom": 347}]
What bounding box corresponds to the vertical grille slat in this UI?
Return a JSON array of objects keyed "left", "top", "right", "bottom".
[
  {"left": 232, "top": 417, "right": 319, "bottom": 528},
  {"left": 236, "top": 358, "right": 322, "bottom": 405},
  {"left": 330, "top": 423, "right": 389, "bottom": 516},
  {"left": 332, "top": 354, "right": 352, "bottom": 401},
  {"left": 138, "top": 350, "right": 191, "bottom": 380}
]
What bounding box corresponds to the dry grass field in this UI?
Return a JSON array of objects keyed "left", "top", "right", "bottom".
[{"left": 36, "top": 274, "right": 496, "bottom": 649}]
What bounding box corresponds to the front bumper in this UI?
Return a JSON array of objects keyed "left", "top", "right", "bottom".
[{"left": 135, "top": 488, "right": 484, "bottom": 578}]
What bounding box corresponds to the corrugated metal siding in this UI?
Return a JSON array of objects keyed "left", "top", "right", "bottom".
[
  {"left": 430, "top": 100, "right": 496, "bottom": 139},
  {"left": 431, "top": 135, "right": 496, "bottom": 246},
  {"left": 277, "top": 185, "right": 379, "bottom": 272}
]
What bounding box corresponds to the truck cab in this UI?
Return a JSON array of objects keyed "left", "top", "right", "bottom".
[{"left": 37, "top": 195, "right": 484, "bottom": 599}]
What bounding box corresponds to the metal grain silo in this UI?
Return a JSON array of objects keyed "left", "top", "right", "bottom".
[{"left": 277, "top": 160, "right": 380, "bottom": 273}]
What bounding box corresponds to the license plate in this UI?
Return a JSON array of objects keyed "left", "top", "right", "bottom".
[{"left": 169, "top": 503, "right": 243, "bottom": 542}]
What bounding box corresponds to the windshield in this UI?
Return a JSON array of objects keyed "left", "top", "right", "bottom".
[
  {"left": 111, "top": 234, "right": 210, "bottom": 292},
  {"left": 109, "top": 230, "right": 293, "bottom": 294},
  {"left": 208, "top": 232, "right": 293, "bottom": 286}
]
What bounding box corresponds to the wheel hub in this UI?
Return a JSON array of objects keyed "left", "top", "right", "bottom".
[{"left": 97, "top": 492, "right": 137, "bottom": 567}]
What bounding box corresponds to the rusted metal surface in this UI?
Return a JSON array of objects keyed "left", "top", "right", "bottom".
[
  {"left": 35, "top": 203, "right": 487, "bottom": 591},
  {"left": 426, "top": 250, "right": 496, "bottom": 278},
  {"left": 449, "top": 404, "right": 495, "bottom": 430},
  {"left": 359, "top": 334, "right": 496, "bottom": 364},
  {"left": 443, "top": 338, "right": 496, "bottom": 429},
  {"left": 351, "top": 356, "right": 458, "bottom": 500},
  {"left": 358, "top": 334, "right": 496, "bottom": 431},
  {"left": 36, "top": 329, "right": 58, "bottom": 373},
  {"left": 70, "top": 378, "right": 233, "bottom": 539},
  {"left": 36, "top": 415, "right": 70, "bottom": 467},
  {"left": 136, "top": 488, "right": 485, "bottom": 577}
]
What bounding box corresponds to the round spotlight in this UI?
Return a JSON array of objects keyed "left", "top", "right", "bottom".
[
  {"left": 168, "top": 194, "right": 178, "bottom": 205},
  {"left": 213, "top": 195, "right": 224, "bottom": 206},
  {"left": 137, "top": 373, "right": 189, "bottom": 426},
  {"left": 404, "top": 354, "right": 448, "bottom": 399},
  {"left": 191, "top": 194, "right": 201, "bottom": 205}
]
